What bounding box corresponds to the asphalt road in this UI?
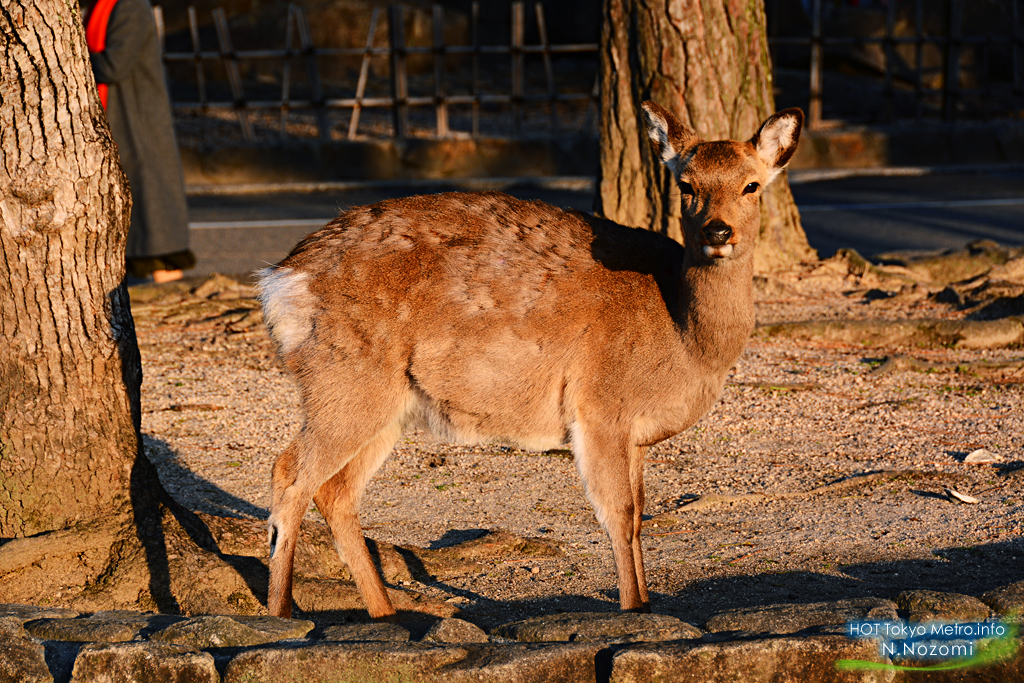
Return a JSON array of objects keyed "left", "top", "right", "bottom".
[
  {"left": 185, "top": 169, "right": 1024, "bottom": 279},
  {"left": 790, "top": 168, "right": 1024, "bottom": 259}
]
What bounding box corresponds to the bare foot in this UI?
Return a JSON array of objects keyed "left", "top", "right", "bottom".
[{"left": 152, "top": 269, "right": 184, "bottom": 284}]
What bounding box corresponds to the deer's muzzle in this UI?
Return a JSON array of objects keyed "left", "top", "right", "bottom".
[{"left": 701, "top": 221, "right": 733, "bottom": 246}]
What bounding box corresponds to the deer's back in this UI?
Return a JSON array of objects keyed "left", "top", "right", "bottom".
[
  {"left": 263, "top": 192, "right": 690, "bottom": 447},
  {"left": 279, "top": 191, "right": 682, "bottom": 327}
]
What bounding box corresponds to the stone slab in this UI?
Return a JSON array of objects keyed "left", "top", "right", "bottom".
[
  {"left": 895, "top": 590, "right": 991, "bottom": 622},
  {"left": 25, "top": 615, "right": 150, "bottom": 644},
  {"left": 610, "top": 635, "right": 893, "bottom": 683},
  {"left": 0, "top": 604, "right": 79, "bottom": 624},
  {"left": 492, "top": 612, "right": 702, "bottom": 643},
  {"left": 0, "top": 617, "right": 52, "bottom": 683},
  {"left": 442, "top": 642, "right": 606, "bottom": 683},
  {"left": 223, "top": 640, "right": 606, "bottom": 683},
  {"left": 704, "top": 598, "right": 899, "bottom": 635},
  {"left": 69, "top": 641, "right": 218, "bottom": 683},
  {"left": 223, "top": 642, "right": 468, "bottom": 683},
  {"left": 321, "top": 622, "right": 412, "bottom": 642},
  {"left": 982, "top": 581, "right": 1024, "bottom": 622},
  {"left": 150, "top": 614, "right": 314, "bottom": 648},
  {"left": 422, "top": 618, "right": 489, "bottom": 644}
]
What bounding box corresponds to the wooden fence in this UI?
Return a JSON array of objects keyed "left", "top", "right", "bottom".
[
  {"left": 156, "top": 0, "right": 1024, "bottom": 141},
  {"left": 157, "top": 1, "right": 599, "bottom": 142},
  {"left": 772, "top": 0, "right": 1024, "bottom": 128}
]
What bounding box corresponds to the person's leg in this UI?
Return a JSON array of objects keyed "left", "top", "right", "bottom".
[{"left": 152, "top": 269, "right": 183, "bottom": 283}]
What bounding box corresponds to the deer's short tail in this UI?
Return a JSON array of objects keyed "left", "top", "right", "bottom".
[{"left": 256, "top": 267, "right": 317, "bottom": 356}]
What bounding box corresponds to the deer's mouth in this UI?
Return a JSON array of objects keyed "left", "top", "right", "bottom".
[{"left": 702, "top": 244, "right": 734, "bottom": 259}]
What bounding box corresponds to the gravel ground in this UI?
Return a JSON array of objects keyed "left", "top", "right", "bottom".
[{"left": 132, "top": 263, "right": 1024, "bottom": 625}]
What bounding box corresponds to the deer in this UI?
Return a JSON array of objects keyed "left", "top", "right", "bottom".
[{"left": 257, "top": 101, "right": 804, "bottom": 620}]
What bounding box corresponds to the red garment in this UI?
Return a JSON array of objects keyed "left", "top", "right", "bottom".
[{"left": 85, "top": 0, "right": 121, "bottom": 108}]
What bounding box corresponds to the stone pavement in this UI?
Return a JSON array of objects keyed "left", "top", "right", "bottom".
[{"left": 3, "top": 588, "right": 1023, "bottom": 682}]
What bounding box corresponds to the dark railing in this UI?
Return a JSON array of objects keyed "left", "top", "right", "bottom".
[
  {"left": 157, "top": 0, "right": 1023, "bottom": 141},
  {"left": 157, "top": 1, "right": 599, "bottom": 142},
  {"left": 769, "top": 0, "right": 1024, "bottom": 128}
]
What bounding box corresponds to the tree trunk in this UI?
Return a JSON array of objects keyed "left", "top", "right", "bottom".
[
  {"left": 596, "top": 0, "right": 816, "bottom": 273},
  {"left": 0, "top": 0, "right": 263, "bottom": 616},
  {"left": 1, "top": 0, "right": 138, "bottom": 538}
]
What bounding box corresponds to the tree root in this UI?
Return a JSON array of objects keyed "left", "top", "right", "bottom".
[
  {"left": 0, "top": 501, "right": 262, "bottom": 616},
  {"left": 677, "top": 470, "right": 961, "bottom": 512},
  {"left": 869, "top": 354, "right": 1024, "bottom": 380},
  {"left": 757, "top": 317, "right": 1024, "bottom": 349}
]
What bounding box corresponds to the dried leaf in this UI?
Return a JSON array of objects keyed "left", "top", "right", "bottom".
[
  {"left": 964, "top": 449, "right": 1001, "bottom": 464},
  {"left": 945, "top": 488, "right": 980, "bottom": 504}
]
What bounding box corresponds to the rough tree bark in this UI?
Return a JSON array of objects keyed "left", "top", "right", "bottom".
[
  {"left": 1, "top": 0, "right": 137, "bottom": 540},
  {"left": 0, "top": 0, "right": 260, "bottom": 614},
  {"left": 596, "top": 0, "right": 817, "bottom": 273}
]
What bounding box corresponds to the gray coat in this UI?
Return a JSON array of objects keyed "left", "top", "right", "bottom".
[{"left": 90, "top": 0, "right": 189, "bottom": 261}]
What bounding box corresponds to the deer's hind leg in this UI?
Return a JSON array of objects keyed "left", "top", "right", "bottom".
[
  {"left": 267, "top": 372, "right": 411, "bottom": 619},
  {"left": 268, "top": 439, "right": 305, "bottom": 618},
  {"left": 312, "top": 420, "right": 403, "bottom": 621}
]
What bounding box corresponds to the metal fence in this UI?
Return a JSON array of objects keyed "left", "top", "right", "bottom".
[{"left": 158, "top": 0, "right": 1024, "bottom": 141}]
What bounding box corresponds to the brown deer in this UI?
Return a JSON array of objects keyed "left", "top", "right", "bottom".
[{"left": 258, "top": 102, "right": 803, "bottom": 619}]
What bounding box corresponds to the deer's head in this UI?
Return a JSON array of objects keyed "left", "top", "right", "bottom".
[{"left": 642, "top": 101, "right": 803, "bottom": 263}]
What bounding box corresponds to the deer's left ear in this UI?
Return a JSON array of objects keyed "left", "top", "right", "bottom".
[
  {"left": 641, "top": 100, "right": 699, "bottom": 176},
  {"left": 751, "top": 108, "right": 804, "bottom": 183}
]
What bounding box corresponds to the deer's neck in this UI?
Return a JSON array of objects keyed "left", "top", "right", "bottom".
[
  {"left": 678, "top": 252, "right": 756, "bottom": 371},
  {"left": 632, "top": 252, "right": 757, "bottom": 446}
]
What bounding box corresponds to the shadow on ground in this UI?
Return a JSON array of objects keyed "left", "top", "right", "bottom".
[
  {"left": 134, "top": 435, "right": 1023, "bottom": 631},
  {"left": 142, "top": 434, "right": 268, "bottom": 520}
]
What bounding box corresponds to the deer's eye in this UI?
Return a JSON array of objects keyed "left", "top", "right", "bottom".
[
  {"left": 679, "top": 181, "right": 695, "bottom": 196},
  {"left": 743, "top": 182, "right": 760, "bottom": 195}
]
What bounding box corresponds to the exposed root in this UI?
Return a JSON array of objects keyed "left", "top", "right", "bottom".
[
  {"left": 757, "top": 317, "right": 1024, "bottom": 349},
  {"left": 869, "top": 354, "right": 1024, "bottom": 380},
  {"left": 680, "top": 470, "right": 962, "bottom": 512},
  {"left": 0, "top": 501, "right": 262, "bottom": 616}
]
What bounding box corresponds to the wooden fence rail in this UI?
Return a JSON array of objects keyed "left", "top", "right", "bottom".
[
  {"left": 160, "top": 1, "right": 599, "bottom": 142},
  {"left": 770, "top": 0, "right": 1024, "bottom": 128},
  {"left": 157, "top": 0, "right": 1023, "bottom": 141}
]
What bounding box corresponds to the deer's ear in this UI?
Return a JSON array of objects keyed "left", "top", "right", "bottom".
[
  {"left": 751, "top": 108, "right": 804, "bottom": 182},
  {"left": 641, "top": 101, "right": 698, "bottom": 175}
]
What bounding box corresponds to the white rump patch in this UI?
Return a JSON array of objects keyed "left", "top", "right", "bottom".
[{"left": 257, "top": 267, "right": 316, "bottom": 355}]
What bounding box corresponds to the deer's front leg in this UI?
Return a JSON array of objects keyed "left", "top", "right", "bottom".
[{"left": 571, "top": 423, "right": 650, "bottom": 612}]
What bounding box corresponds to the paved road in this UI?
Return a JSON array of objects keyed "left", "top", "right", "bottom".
[
  {"left": 790, "top": 168, "right": 1024, "bottom": 259},
  {"left": 185, "top": 169, "right": 1024, "bottom": 279}
]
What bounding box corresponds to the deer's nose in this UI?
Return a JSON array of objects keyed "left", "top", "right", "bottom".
[{"left": 702, "top": 221, "right": 733, "bottom": 246}]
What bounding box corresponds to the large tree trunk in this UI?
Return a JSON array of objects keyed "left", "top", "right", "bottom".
[
  {"left": 0, "top": 0, "right": 262, "bottom": 615},
  {"left": 596, "top": 0, "right": 816, "bottom": 273},
  {"left": 1, "top": 0, "right": 138, "bottom": 539}
]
